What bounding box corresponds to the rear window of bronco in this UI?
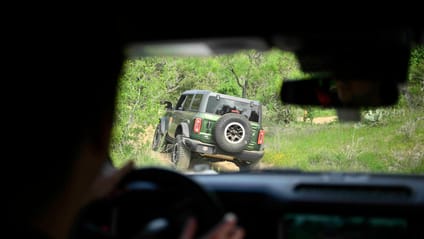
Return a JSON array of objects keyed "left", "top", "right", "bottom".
[{"left": 205, "top": 96, "right": 260, "bottom": 123}]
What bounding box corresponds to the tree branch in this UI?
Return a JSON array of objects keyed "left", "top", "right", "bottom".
[
  {"left": 230, "top": 68, "right": 243, "bottom": 88},
  {"left": 166, "top": 74, "right": 184, "bottom": 93}
]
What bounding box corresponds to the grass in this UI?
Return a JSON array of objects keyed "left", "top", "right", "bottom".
[{"left": 263, "top": 108, "right": 424, "bottom": 174}]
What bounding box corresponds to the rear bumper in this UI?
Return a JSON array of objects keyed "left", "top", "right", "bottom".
[{"left": 182, "top": 137, "right": 264, "bottom": 163}]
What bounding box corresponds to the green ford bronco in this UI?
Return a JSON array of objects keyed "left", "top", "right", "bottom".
[{"left": 152, "top": 90, "right": 265, "bottom": 170}]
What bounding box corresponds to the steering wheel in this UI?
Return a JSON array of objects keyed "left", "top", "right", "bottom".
[{"left": 72, "top": 167, "right": 224, "bottom": 239}]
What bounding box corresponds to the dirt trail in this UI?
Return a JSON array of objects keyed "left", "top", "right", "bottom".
[
  {"left": 211, "top": 161, "right": 274, "bottom": 172},
  {"left": 312, "top": 116, "right": 337, "bottom": 124},
  {"left": 210, "top": 161, "right": 240, "bottom": 172},
  {"left": 297, "top": 116, "right": 337, "bottom": 124}
]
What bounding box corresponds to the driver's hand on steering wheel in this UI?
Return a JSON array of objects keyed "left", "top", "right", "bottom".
[{"left": 180, "top": 213, "right": 245, "bottom": 239}]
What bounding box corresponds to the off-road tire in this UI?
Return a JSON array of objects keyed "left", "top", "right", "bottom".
[
  {"left": 152, "top": 124, "right": 172, "bottom": 153},
  {"left": 152, "top": 125, "right": 162, "bottom": 151},
  {"left": 214, "top": 113, "right": 252, "bottom": 153},
  {"left": 172, "top": 135, "right": 191, "bottom": 170}
]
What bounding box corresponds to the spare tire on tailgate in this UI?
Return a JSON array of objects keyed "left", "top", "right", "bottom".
[{"left": 214, "top": 113, "right": 252, "bottom": 153}]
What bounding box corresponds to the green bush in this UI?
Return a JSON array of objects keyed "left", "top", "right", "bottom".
[{"left": 402, "top": 46, "right": 424, "bottom": 108}]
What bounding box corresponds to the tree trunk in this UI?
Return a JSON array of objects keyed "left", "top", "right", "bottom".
[{"left": 242, "top": 80, "right": 247, "bottom": 98}]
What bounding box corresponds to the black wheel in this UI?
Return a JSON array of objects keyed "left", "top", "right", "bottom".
[
  {"left": 214, "top": 113, "right": 252, "bottom": 153},
  {"left": 171, "top": 135, "right": 191, "bottom": 170},
  {"left": 152, "top": 125, "right": 171, "bottom": 153},
  {"left": 151, "top": 125, "right": 162, "bottom": 151}
]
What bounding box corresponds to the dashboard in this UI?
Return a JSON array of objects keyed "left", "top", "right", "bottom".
[
  {"left": 75, "top": 169, "right": 424, "bottom": 239},
  {"left": 191, "top": 171, "right": 424, "bottom": 238}
]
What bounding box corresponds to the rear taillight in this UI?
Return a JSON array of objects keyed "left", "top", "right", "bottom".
[
  {"left": 257, "top": 129, "right": 265, "bottom": 144},
  {"left": 193, "top": 118, "right": 202, "bottom": 134}
]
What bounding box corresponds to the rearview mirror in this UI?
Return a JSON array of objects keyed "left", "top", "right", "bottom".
[{"left": 280, "top": 77, "right": 400, "bottom": 108}]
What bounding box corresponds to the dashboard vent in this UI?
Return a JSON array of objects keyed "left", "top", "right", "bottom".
[{"left": 294, "top": 184, "right": 412, "bottom": 199}]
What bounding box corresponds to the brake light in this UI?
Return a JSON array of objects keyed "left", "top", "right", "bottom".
[
  {"left": 193, "top": 118, "right": 202, "bottom": 134},
  {"left": 257, "top": 129, "right": 265, "bottom": 144}
]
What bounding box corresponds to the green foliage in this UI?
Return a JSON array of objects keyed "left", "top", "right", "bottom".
[
  {"left": 402, "top": 46, "right": 424, "bottom": 108},
  {"left": 111, "top": 49, "right": 305, "bottom": 164},
  {"left": 263, "top": 102, "right": 295, "bottom": 125},
  {"left": 217, "top": 78, "right": 241, "bottom": 96},
  {"left": 409, "top": 45, "right": 424, "bottom": 68}
]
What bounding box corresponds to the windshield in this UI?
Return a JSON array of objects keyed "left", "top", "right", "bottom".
[{"left": 110, "top": 46, "right": 424, "bottom": 175}]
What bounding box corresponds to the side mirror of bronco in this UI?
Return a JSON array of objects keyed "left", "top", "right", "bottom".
[{"left": 160, "top": 101, "right": 173, "bottom": 110}]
